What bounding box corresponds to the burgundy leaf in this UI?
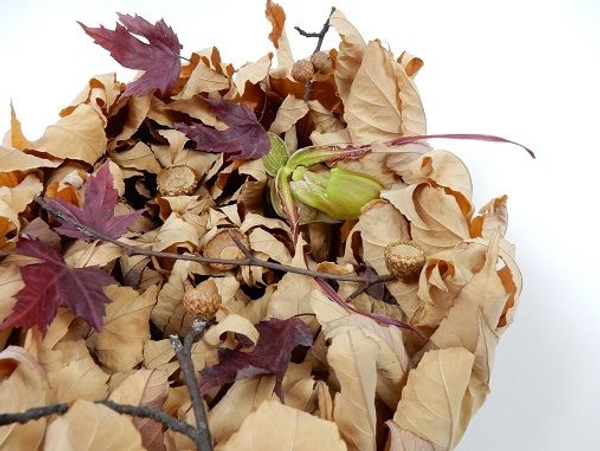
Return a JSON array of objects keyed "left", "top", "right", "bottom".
[
  {"left": 79, "top": 13, "right": 182, "bottom": 97},
  {"left": 386, "top": 133, "right": 536, "bottom": 159},
  {"left": 176, "top": 98, "right": 270, "bottom": 160},
  {"left": 199, "top": 317, "right": 313, "bottom": 400},
  {"left": 45, "top": 162, "right": 144, "bottom": 241},
  {"left": 0, "top": 238, "right": 115, "bottom": 335}
]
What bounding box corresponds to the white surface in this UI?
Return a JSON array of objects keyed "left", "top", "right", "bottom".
[{"left": 1, "top": 1, "right": 599, "bottom": 449}]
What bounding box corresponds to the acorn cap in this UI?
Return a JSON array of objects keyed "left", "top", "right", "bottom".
[
  {"left": 157, "top": 165, "right": 199, "bottom": 196},
  {"left": 183, "top": 279, "right": 222, "bottom": 319},
  {"left": 384, "top": 241, "right": 426, "bottom": 280},
  {"left": 202, "top": 228, "right": 250, "bottom": 271}
]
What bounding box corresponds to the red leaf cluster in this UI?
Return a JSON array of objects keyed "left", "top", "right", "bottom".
[
  {"left": 1, "top": 238, "right": 114, "bottom": 334},
  {"left": 200, "top": 317, "right": 313, "bottom": 400},
  {"left": 45, "top": 162, "right": 144, "bottom": 241},
  {"left": 176, "top": 98, "right": 270, "bottom": 160},
  {"left": 79, "top": 13, "right": 182, "bottom": 97}
]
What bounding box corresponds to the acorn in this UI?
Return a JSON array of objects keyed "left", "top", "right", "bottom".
[
  {"left": 291, "top": 59, "right": 315, "bottom": 83},
  {"left": 157, "top": 165, "right": 199, "bottom": 196},
  {"left": 384, "top": 241, "right": 426, "bottom": 281},
  {"left": 182, "top": 279, "right": 222, "bottom": 319},
  {"left": 310, "top": 51, "right": 333, "bottom": 74},
  {"left": 202, "top": 228, "right": 249, "bottom": 271}
]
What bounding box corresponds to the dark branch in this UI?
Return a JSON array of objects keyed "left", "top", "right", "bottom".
[
  {"left": 0, "top": 399, "right": 198, "bottom": 440},
  {"left": 0, "top": 403, "right": 68, "bottom": 426},
  {"left": 35, "top": 196, "right": 397, "bottom": 287},
  {"left": 294, "top": 7, "right": 336, "bottom": 54},
  {"left": 170, "top": 318, "right": 214, "bottom": 451},
  {"left": 99, "top": 400, "right": 197, "bottom": 438},
  {"left": 294, "top": 7, "right": 336, "bottom": 101}
]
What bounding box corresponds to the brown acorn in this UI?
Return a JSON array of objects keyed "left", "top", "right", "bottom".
[
  {"left": 291, "top": 59, "right": 315, "bottom": 83},
  {"left": 183, "top": 279, "right": 222, "bottom": 319},
  {"left": 202, "top": 228, "right": 249, "bottom": 271},
  {"left": 157, "top": 165, "right": 199, "bottom": 196},
  {"left": 311, "top": 51, "right": 333, "bottom": 74},
  {"left": 384, "top": 241, "right": 426, "bottom": 281}
]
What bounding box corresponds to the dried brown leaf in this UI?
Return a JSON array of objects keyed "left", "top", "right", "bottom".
[
  {"left": 33, "top": 104, "right": 107, "bottom": 165},
  {"left": 328, "top": 327, "right": 378, "bottom": 451},
  {"left": 330, "top": 9, "right": 367, "bottom": 103},
  {"left": 216, "top": 399, "right": 347, "bottom": 451},
  {"left": 269, "top": 94, "right": 309, "bottom": 134},
  {"left": 386, "top": 421, "right": 434, "bottom": 451},
  {"left": 0, "top": 144, "right": 61, "bottom": 172},
  {"left": 44, "top": 399, "right": 145, "bottom": 451},
  {"left": 87, "top": 285, "right": 158, "bottom": 372},
  {"left": 265, "top": 0, "right": 294, "bottom": 67},
  {"left": 382, "top": 184, "right": 472, "bottom": 254},
  {"left": 393, "top": 348, "right": 476, "bottom": 451},
  {"left": 0, "top": 346, "right": 48, "bottom": 450},
  {"left": 60, "top": 73, "right": 123, "bottom": 119},
  {"left": 344, "top": 41, "right": 425, "bottom": 144},
  {"left": 109, "top": 369, "right": 169, "bottom": 451}
]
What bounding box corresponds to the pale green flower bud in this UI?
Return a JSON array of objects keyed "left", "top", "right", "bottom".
[{"left": 289, "top": 167, "right": 383, "bottom": 220}]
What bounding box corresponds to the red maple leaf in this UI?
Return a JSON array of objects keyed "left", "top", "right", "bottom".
[
  {"left": 176, "top": 98, "right": 270, "bottom": 160},
  {"left": 44, "top": 162, "right": 144, "bottom": 241},
  {"left": 199, "top": 317, "right": 313, "bottom": 400},
  {"left": 79, "top": 13, "right": 182, "bottom": 97},
  {"left": 0, "top": 238, "right": 115, "bottom": 335}
]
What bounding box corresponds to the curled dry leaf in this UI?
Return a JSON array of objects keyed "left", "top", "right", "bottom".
[
  {"left": 0, "top": 3, "right": 527, "bottom": 450},
  {"left": 0, "top": 346, "right": 48, "bottom": 450}
]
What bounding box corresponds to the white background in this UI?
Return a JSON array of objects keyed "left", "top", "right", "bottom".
[{"left": 1, "top": 1, "right": 599, "bottom": 450}]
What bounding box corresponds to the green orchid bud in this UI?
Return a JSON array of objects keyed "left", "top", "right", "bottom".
[{"left": 289, "top": 167, "right": 383, "bottom": 220}]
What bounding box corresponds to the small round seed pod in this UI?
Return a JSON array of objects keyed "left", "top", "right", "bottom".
[
  {"left": 291, "top": 59, "right": 315, "bottom": 83},
  {"left": 384, "top": 241, "right": 426, "bottom": 281},
  {"left": 202, "top": 228, "right": 250, "bottom": 271},
  {"left": 157, "top": 165, "right": 199, "bottom": 196},
  {"left": 310, "top": 51, "right": 333, "bottom": 74},
  {"left": 183, "top": 279, "right": 222, "bottom": 319}
]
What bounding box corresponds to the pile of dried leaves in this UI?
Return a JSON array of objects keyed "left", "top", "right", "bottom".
[{"left": 0, "top": 2, "right": 527, "bottom": 450}]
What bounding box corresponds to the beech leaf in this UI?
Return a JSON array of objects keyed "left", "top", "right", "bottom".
[
  {"left": 44, "top": 162, "right": 144, "bottom": 241},
  {"left": 79, "top": 13, "right": 182, "bottom": 97},
  {"left": 176, "top": 98, "right": 270, "bottom": 160},
  {"left": 217, "top": 399, "right": 347, "bottom": 451},
  {"left": 200, "top": 317, "right": 312, "bottom": 400},
  {"left": 0, "top": 238, "right": 114, "bottom": 334}
]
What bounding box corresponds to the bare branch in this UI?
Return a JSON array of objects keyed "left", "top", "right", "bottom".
[
  {"left": 170, "top": 318, "right": 214, "bottom": 451},
  {"left": 35, "top": 196, "right": 397, "bottom": 287}
]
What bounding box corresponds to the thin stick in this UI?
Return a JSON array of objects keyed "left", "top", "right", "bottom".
[
  {"left": 35, "top": 196, "right": 396, "bottom": 286},
  {"left": 170, "top": 318, "right": 213, "bottom": 451}
]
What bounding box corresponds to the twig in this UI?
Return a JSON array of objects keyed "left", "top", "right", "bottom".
[
  {"left": 170, "top": 318, "right": 213, "bottom": 451},
  {"left": 99, "top": 400, "right": 197, "bottom": 438},
  {"left": 0, "top": 403, "right": 68, "bottom": 425},
  {"left": 294, "top": 7, "right": 336, "bottom": 100},
  {"left": 0, "top": 400, "right": 195, "bottom": 439},
  {"left": 294, "top": 7, "right": 336, "bottom": 54},
  {"left": 35, "top": 197, "right": 397, "bottom": 287}
]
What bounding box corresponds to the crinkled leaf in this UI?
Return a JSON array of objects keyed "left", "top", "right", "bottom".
[
  {"left": 44, "top": 162, "right": 144, "bottom": 241},
  {"left": 0, "top": 238, "right": 114, "bottom": 334},
  {"left": 176, "top": 98, "right": 270, "bottom": 160},
  {"left": 200, "top": 317, "right": 312, "bottom": 400},
  {"left": 79, "top": 13, "right": 182, "bottom": 97}
]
